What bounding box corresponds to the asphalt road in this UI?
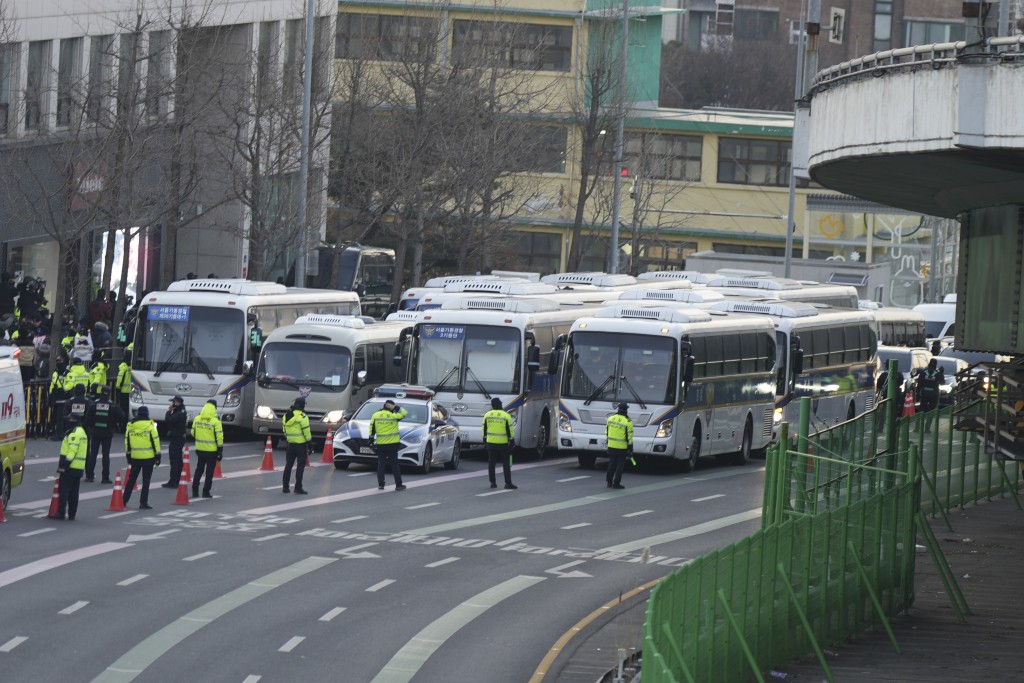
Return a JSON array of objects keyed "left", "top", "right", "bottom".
[{"left": 1, "top": 436, "right": 766, "bottom": 682}]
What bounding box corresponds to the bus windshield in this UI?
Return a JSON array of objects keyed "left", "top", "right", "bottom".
[
  {"left": 562, "top": 331, "right": 677, "bottom": 406},
  {"left": 258, "top": 342, "right": 353, "bottom": 389},
  {"left": 413, "top": 324, "right": 521, "bottom": 394},
  {"left": 135, "top": 305, "right": 245, "bottom": 375}
]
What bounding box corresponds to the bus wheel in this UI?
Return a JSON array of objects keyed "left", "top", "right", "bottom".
[
  {"left": 733, "top": 417, "right": 753, "bottom": 466},
  {"left": 534, "top": 419, "right": 549, "bottom": 461},
  {"left": 682, "top": 426, "right": 701, "bottom": 473},
  {"left": 1, "top": 469, "right": 9, "bottom": 510},
  {"left": 578, "top": 453, "right": 597, "bottom": 469},
  {"left": 847, "top": 401, "right": 856, "bottom": 421}
]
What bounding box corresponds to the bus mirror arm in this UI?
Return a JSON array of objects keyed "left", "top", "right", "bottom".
[
  {"left": 682, "top": 356, "right": 695, "bottom": 384},
  {"left": 792, "top": 348, "right": 804, "bottom": 376},
  {"left": 394, "top": 327, "right": 412, "bottom": 367},
  {"left": 527, "top": 345, "right": 541, "bottom": 373},
  {"left": 549, "top": 334, "right": 567, "bottom": 375}
]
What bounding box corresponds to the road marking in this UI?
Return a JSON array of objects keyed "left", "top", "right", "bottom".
[
  {"left": 402, "top": 466, "right": 759, "bottom": 535},
  {"left": 545, "top": 561, "right": 591, "bottom": 579},
  {"left": 366, "top": 580, "right": 395, "bottom": 592},
  {"left": 560, "top": 523, "right": 591, "bottom": 530},
  {"left": 238, "top": 459, "right": 571, "bottom": 514},
  {"left": 331, "top": 515, "right": 368, "bottom": 524},
  {"left": 0, "top": 636, "right": 28, "bottom": 652},
  {"left": 494, "top": 537, "right": 527, "bottom": 547},
  {"left": 278, "top": 636, "right": 305, "bottom": 653},
  {"left": 476, "top": 490, "right": 508, "bottom": 497},
  {"left": 0, "top": 542, "right": 132, "bottom": 589},
  {"left": 319, "top": 607, "right": 346, "bottom": 622},
  {"left": 348, "top": 471, "right": 373, "bottom": 477},
  {"left": 242, "top": 676, "right": 261, "bottom": 683},
  {"left": 18, "top": 528, "right": 55, "bottom": 537},
  {"left": 599, "top": 508, "right": 763, "bottom": 553},
  {"left": 126, "top": 530, "right": 180, "bottom": 543},
  {"left": 59, "top": 601, "right": 89, "bottom": 615},
  {"left": 557, "top": 476, "right": 590, "bottom": 482},
  {"left": 252, "top": 534, "right": 289, "bottom": 543},
  {"left": 261, "top": 485, "right": 282, "bottom": 491},
  {"left": 183, "top": 552, "right": 217, "bottom": 562},
  {"left": 622, "top": 510, "right": 653, "bottom": 518},
  {"left": 118, "top": 574, "right": 148, "bottom": 586},
  {"left": 99, "top": 511, "right": 135, "bottom": 519},
  {"left": 371, "top": 575, "right": 545, "bottom": 683},
  {"left": 92, "top": 556, "right": 336, "bottom": 683},
  {"left": 691, "top": 494, "right": 725, "bottom": 502},
  {"left": 425, "top": 557, "right": 459, "bottom": 568},
  {"left": 405, "top": 502, "right": 440, "bottom": 509},
  {"left": 336, "top": 543, "right": 381, "bottom": 559}
]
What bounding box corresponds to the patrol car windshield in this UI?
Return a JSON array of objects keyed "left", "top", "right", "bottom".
[
  {"left": 562, "top": 332, "right": 677, "bottom": 405},
  {"left": 258, "top": 342, "right": 352, "bottom": 388},
  {"left": 412, "top": 324, "right": 520, "bottom": 395},
  {"left": 352, "top": 400, "right": 429, "bottom": 423},
  {"left": 135, "top": 305, "right": 245, "bottom": 375}
]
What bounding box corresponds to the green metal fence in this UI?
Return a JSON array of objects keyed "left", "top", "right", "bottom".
[{"left": 641, "top": 389, "right": 1022, "bottom": 683}]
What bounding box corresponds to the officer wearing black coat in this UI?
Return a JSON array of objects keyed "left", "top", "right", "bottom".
[
  {"left": 86, "top": 385, "right": 123, "bottom": 483},
  {"left": 161, "top": 395, "right": 188, "bottom": 488}
]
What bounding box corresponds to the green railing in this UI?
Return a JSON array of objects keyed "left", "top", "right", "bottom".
[{"left": 641, "top": 385, "right": 1023, "bottom": 683}]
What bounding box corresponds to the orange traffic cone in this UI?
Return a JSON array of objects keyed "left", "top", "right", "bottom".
[
  {"left": 47, "top": 478, "right": 61, "bottom": 517},
  {"left": 902, "top": 392, "right": 916, "bottom": 418},
  {"left": 172, "top": 475, "right": 191, "bottom": 506},
  {"left": 105, "top": 471, "right": 127, "bottom": 511},
  {"left": 321, "top": 429, "right": 334, "bottom": 464},
  {"left": 213, "top": 460, "right": 225, "bottom": 478},
  {"left": 259, "top": 436, "right": 276, "bottom": 471},
  {"left": 182, "top": 446, "right": 192, "bottom": 482}
]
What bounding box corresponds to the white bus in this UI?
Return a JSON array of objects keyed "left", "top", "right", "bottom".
[
  {"left": 129, "top": 279, "right": 361, "bottom": 430},
  {"left": 395, "top": 297, "right": 594, "bottom": 457},
  {"left": 701, "top": 275, "right": 861, "bottom": 309},
  {"left": 710, "top": 301, "right": 879, "bottom": 433},
  {"left": 253, "top": 315, "right": 406, "bottom": 445},
  {"left": 556, "top": 304, "right": 777, "bottom": 471},
  {"left": 416, "top": 279, "right": 695, "bottom": 311},
  {"left": 397, "top": 271, "right": 540, "bottom": 311},
  {"left": 867, "top": 306, "right": 927, "bottom": 348}
]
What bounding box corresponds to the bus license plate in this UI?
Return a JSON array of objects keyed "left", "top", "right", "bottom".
[{"left": 359, "top": 447, "right": 374, "bottom": 454}]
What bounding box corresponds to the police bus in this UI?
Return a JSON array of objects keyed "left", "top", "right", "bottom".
[
  {"left": 129, "top": 279, "right": 361, "bottom": 430},
  {"left": 395, "top": 297, "right": 595, "bottom": 458},
  {"left": 252, "top": 315, "right": 406, "bottom": 445},
  {"left": 710, "top": 301, "right": 879, "bottom": 433},
  {"left": 556, "top": 304, "right": 777, "bottom": 471},
  {"left": 868, "top": 306, "right": 927, "bottom": 348},
  {"left": 414, "top": 279, "right": 695, "bottom": 311},
  {"left": 397, "top": 271, "right": 540, "bottom": 311}
]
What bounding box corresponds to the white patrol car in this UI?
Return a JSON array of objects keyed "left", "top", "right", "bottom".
[{"left": 332, "top": 385, "right": 461, "bottom": 473}]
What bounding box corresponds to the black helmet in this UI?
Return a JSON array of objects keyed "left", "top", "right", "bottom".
[
  {"left": 294, "top": 396, "right": 306, "bottom": 408},
  {"left": 617, "top": 402, "right": 629, "bottom": 414},
  {"left": 491, "top": 397, "right": 502, "bottom": 409},
  {"left": 137, "top": 406, "right": 150, "bottom": 418}
]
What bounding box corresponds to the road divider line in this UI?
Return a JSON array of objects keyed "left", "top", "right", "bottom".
[
  {"left": 598, "top": 508, "right": 763, "bottom": 553},
  {"left": 18, "top": 528, "right": 55, "bottom": 537},
  {"left": 560, "top": 523, "right": 591, "bottom": 530},
  {"left": 0, "top": 542, "right": 132, "bottom": 588},
  {"left": 371, "top": 575, "right": 545, "bottom": 683},
  {"left": 0, "top": 636, "right": 28, "bottom": 652},
  {"left": 182, "top": 552, "right": 217, "bottom": 562},
  {"left": 117, "top": 574, "right": 148, "bottom": 586},
  {"left": 59, "top": 601, "right": 89, "bottom": 615},
  {"left": 278, "top": 636, "right": 305, "bottom": 653},
  {"left": 405, "top": 502, "right": 440, "bottom": 510},
  {"left": 331, "top": 515, "right": 367, "bottom": 524},
  {"left": 424, "top": 557, "right": 459, "bottom": 568},
  {"left": 91, "top": 556, "right": 336, "bottom": 683},
  {"left": 622, "top": 510, "right": 653, "bottom": 518},
  {"left": 319, "top": 607, "right": 346, "bottom": 622},
  {"left": 366, "top": 579, "right": 395, "bottom": 592},
  {"left": 557, "top": 476, "right": 590, "bottom": 482},
  {"left": 691, "top": 494, "right": 725, "bottom": 502}
]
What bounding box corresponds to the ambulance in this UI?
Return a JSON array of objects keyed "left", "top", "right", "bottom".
[{"left": 0, "top": 345, "right": 26, "bottom": 510}]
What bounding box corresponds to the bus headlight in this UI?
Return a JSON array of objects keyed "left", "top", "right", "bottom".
[
  {"left": 255, "top": 404, "right": 275, "bottom": 420},
  {"left": 323, "top": 410, "right": 345, "bottom": 424},
  {"left": 129, "top": 386, "right": 142, "bottom": 402},
  {"left": 224, "top": 389, "right": 241, "bottom": 408},
  {"left": 656, "top": 419, "right": 673, "bottom": 438},
  {"left": 773, "top": 408, "right": 783, "bottom": 424},
  {"left": 558, "top": 413, "right": 572, "bottom": 433}
]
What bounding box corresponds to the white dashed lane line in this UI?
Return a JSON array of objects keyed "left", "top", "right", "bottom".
[
  {"left": 18, "top": 528, "right": 55, "bottom": 537},
  {"left": 183, "top": 552, "right": 217, "bottom": 562},
  {"left": 278, "top": 636, "right": 305, "bottom": 653},
  {"left": 59, "top": 601, "right": 89, "bottom": 615},
  {"left": 117, "top": 574, "right": 148, "bottom": 586},
  {"left": 622, "top": 510, "right": 653, "bottom": 518},
  {"left": 557, "top": 476, "right": 590, "bottom": 482},
  {"left": 560, "top": 523, "right": 591, "bottom": 529},
  {"left": 331, "top": 515, "right": 367, "bottom": 524},
  {"left": 691, "top": 494, "right": 725, "bottom": 502},
  {"left": 0, "top": 636, "right": 28, "bottom": 652},
  {"left": 252, "top": 534, "right": 289, "bottom": 543},
  {"left": 366, "top": 580, "right": 395, "bottom": 593},
  {"left": 405, "top": 502, "right": 440, "bottom": 510},
  {"left": 425, "top": 557, "right": 459, "bottom": 568},
  {"left": 319, "top": 607, "right": 346, "bottom": 622}
]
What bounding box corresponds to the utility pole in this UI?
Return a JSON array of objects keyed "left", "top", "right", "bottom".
[
  {"left": 609, "top": 0, "right": 629, "bottom": 274},
  {"left": 784, "top": 0, "right": 817, "bottom": 278},
  {"left": 294, "top": 0, "right": 316, "bottom": 288}
]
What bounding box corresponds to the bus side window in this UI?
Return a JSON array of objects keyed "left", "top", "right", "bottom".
[
  {"left": 689, "top": 336, "right": 706, "bottom": 380},
  {"left": 364, "top": 344, "right": 386, "bottom": 385}
]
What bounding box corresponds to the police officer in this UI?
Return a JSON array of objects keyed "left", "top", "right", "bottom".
[
  {"left": 915, "top": 358, "right": 944, "bottom": 431},
  {"left": 86, "top": 385, "right": 123, "bottom": 484},
  {"left": 115, "top": 351, "right": 132, "bottom": 428},
  {"left": 370, "top": 398, "right": 407, "bottom": 491},
  {"left": 88, "top": 350, "right": 110, "bottom": 396},
  {"left": 605, "top": 403, "right": 633, "bottom": 489},
  {"left": 282, "top": 397, "right": 312, "bottom": 494},
  {"left": 48, "top": 412, "right": 88, "bottom": 520},
  {"left": 124, "top": 406, "right": 160, "bottom": 509},
  {"left": 64, "top": 383, "right": 93, "bottom": 461},
  {"left": 64, "top": 356, "right": 90, "bottom": 394},
  {"left": 191, "top": 400, "right": 223, "bottom": 498},
  {"left": 48, "top": 360, "right": 68, "bottom": 440},
  {"left": 483, "top": 397, "right": 517, "bottom": 490},
  {"left": 161, "top": 395, "right": 188, "bottom": 488}
]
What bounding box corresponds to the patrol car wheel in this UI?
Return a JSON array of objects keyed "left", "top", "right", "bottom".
[
  {"left": 444, "top": 440, "right": 461, "bottom": 470},
  {"left": 421, "top": 444, "right": 433, "bottom": 474},
  {"left": 1, "top": 469, "right": 9, "bottom": 510},
  {"left": 333, "top": 461, "right": 350, "bottom": 470}
]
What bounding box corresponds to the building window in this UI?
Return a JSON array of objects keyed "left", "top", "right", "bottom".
[
  {"left": 335, "top": 14, "right": 438, "bottom": 62},
  {"left": 283, "top": 19, "right": 302, "bottom": 98},
  {"left": 87, "top": 35, "right": 112, "bottom": 123},
  {"left": 734, "top": 9, "right": 779, "bottom": 41},
  {"left": 905, "top": 21, "right": 965, "bottom": 45},
  {"left": 717, "top": 137, "right": 790, "bottom": 187},
  {"left": 505, "top": 125, "right": 567, "bottom": 174},
  {"left": 0, "top": 44, "right": 15, "bottom": 134},
  {"left": 57, "top": 38, "right": 82, "bottom": 127},
  {"left": 146, "top": 30, "right": 169, "bottom": 119},
  {"left": 26, "top": 40, "right": 49, "bottom": 131},
  {"left": 637, "top": 241, "right": 697, "bottom": 272},
  {"left": 452, "top": 21, "right": 572, "bottom": 72},
  {"left": 515, "top": 232, "right": 561, "bottom": 274},
  {"left": 118, "top": 33, "right": 138, "bottom": 114},
  {"left": 257, "top": 22, "right": 277, "bottom": 101},
  {"left": 624, "top": 133, "right": 701, "bottom": 182},
  {"left": 873, "top": 1, "right": 892, "bottom": 52}
]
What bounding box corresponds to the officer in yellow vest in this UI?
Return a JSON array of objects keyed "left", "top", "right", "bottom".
[
  {"left": 282, "top": 396, "right": 312, "bottom": 495},
  {"left": 605, "top": 403, "right": 634, "bottom": 490},
  {"left": 115, "top": 350, "right": 132, "bottom": 429},
  {"left": 191, "top": 400, "right": 223, "bottom": 498},
  {"left": 48, "top": 412, "right": 89, "bottom": 520},
  {"left": 88, "top": 350, "right": 110, "bottom": 396},
  {"left": 483, "top": 397, "right": 517, "bottom": 490},
  {"left": 124, "top": 406, "right": 160, "bottom": 509},
  {"left": 64, "top": 357, "right": 90, "bottom": 393},
  {"left": 370, "top": 399, "right": 408, "bottom": 491}
]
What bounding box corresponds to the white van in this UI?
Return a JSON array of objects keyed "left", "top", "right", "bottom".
[
  {"left": 252, "top": 315, "right": 406, "bottom": 445},
  {"left": 0, "top": 345, "right": 26, "bottom": 510}
]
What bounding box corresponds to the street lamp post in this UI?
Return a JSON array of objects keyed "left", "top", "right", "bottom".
[{"left": 609, "top": 0, "right": 630, "bottom": 274}]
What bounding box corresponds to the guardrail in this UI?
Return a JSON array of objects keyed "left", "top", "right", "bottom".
[{"left": 811, "top": 35, "right": 1024, "bottom": 92}]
